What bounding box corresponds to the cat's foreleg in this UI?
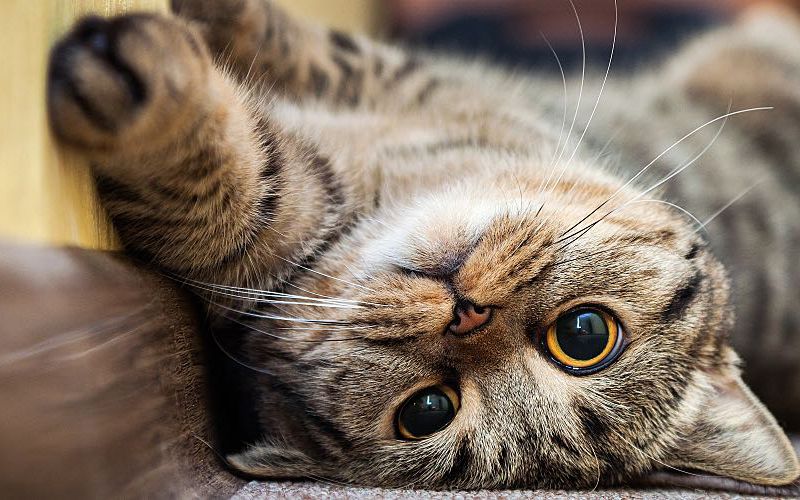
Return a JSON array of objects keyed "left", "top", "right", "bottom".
[
  {"left": 48, "top": 14, "right": 358, "bottom": 289},
  {"left": 172, "top": 0, "right": 444, "bottom": 110}
]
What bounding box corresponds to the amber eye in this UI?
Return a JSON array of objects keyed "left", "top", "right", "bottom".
[
  {"left": 544, "top": 308, "right": 624, "bottom": 374},
  {"left": 396, "top": 385, "right": 460, "bottom": 440}
]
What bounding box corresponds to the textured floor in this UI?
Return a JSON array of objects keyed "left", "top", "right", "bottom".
[{"left": 232, "top": 438, "right": 800, "bottom": 499}]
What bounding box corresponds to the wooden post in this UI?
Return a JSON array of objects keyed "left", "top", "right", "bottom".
[
  {"left": 0, "top": 0, "right": 379, "bottom": 250},
  {"left": 0, "top": 1, "right": 168, "bottom": 250}
]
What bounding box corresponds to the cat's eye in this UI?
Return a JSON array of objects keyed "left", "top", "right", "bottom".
[
  {"left": 544, "top": 307, "right": 624, "bottom": 374},
  {"left": 396, "top": 385, "right": 460, "bottom": 440}
]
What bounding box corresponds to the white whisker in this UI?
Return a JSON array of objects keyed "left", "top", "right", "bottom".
[
  {"left": 560, "top": 106, "right": 774, "bottom": 240},
  {"left": 541, "top": 33, "right": 568, "bottom": 169},
  {"left": 698, "top": 179, "right": 766, "bottom": 232},
  {"left": 175, "top": 281, "right": 365, "bottom": 309},
  {"left": 210, "top": 299, "right": 349, "bottom": 325},
  {"left": 635, "top": 101, "right": 732, "bottom": 202},
  {"left": 271, "top": 253, "right": 377, "bottom": 293},
  {"left": 563, "top": 0, "right": 618, "bottom": 169},
  {"left": 540, "top": 0, "right": 587, "bottom": 198}
]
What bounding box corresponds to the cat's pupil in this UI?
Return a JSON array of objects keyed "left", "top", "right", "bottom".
[
  {"left": 555, "top": 309, "right": 610, "bottom": 361},
  {"left": 398, "top": 387, "right": 456, "bottom": 438}
]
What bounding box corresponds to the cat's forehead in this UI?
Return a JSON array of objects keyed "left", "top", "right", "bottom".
[{"left": 360, "top": 168, "right": 696, "bottom": 279}]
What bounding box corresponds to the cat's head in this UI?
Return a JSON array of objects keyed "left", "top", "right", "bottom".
[{"left": 228, "top": 157, "right": 799, "bottom": 489}]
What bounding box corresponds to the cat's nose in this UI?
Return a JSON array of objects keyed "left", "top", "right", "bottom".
[{"left": 448, "top": 301, "right": 493, "bottom": 336}]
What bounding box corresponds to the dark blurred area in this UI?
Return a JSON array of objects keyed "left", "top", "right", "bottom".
[{"left": 388, "top": 0, "right": 800, "bottom": 71}]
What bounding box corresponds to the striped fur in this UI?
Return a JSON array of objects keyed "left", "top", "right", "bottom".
[{"left": 47, "top": 1, "right": 800, "bottom": 490}]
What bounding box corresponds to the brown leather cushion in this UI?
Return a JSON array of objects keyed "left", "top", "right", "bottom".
[{"left": 0, "top": 241, "right": 243, "bottom": 498}]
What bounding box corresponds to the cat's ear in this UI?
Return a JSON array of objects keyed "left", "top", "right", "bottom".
[
  {"left": 226, "top": 441, "right": 319, "bottom": 479},
  {"left": 669, "top": 353, "right": 799, "bottom": 486}
]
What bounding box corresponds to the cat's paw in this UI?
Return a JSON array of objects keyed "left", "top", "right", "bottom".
[
  {"left": 172, "top": 0, "right": 276, "bottom": 68},
  {"left": 171, "top": 0, "right": 250, "bottom": 22},
  {"left": 48, "top": 14, "right": 210, "bottom": 152}
]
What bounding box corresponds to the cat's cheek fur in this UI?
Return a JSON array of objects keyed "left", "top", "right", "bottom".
[
  {"left": 665, "top": 349, "right": 800, "bottom": 485},
  {"left": 226, "top": 443, "right": 320, "bottom": 480}
]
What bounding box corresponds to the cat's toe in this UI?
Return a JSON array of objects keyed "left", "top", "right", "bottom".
[
  {"left": 47, "top": 14, "right": 209, "bottom": 152},
  {"left": 48, "top": 16, "right": 148, "bottom": 148},
  {"left": 171, "top": 0, "right": 247, "bottom": 18}
]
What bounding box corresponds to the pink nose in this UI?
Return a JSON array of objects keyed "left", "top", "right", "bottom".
[{"left": 448, "top": 301, "right": 493, "bottom": 336}]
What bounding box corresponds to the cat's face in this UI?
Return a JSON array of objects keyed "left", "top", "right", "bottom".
[{"left": 231, "top": 160, "right": 799, "bottom": 489}]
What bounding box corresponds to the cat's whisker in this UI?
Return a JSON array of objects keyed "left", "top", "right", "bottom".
[
  {"left": 189, "top": 433, "right": 230, "bottom": 466},
  {"left": 203, "top": 286, "right": 365, "bottom": 308},
  {"left": 629, "top": 200, "right": 706, "bottom": 231},
  {"left": 587, "top": 440, "right": 602, "bottom": 492},
  {"left": 187, "top": 281, "right": 365, "bottom": 309},
  {"left": 211, "top": 300, "right": 350, "bottom": 326},
  {"left": 222, "top": 312, "right": 367, "bottom": 343},
  {"left": 184, "top": 283, "right": 365, "bottom": 310},
  {"left": 554, "top": 198, "right": 706, "bottom": 253},
  {"left": 273, "top": 325, "right": 373, "bottom": 331},
  {"left": 560, "top": 106, "right": 774, "bottom": 241},
  {"left": 635, "top": 101, "right": 732, "bottom": 202},
  {"left": 538, "top": 0, "right": 586, "bottom": 199},
  {"left": 164, "top": 272, "right": 385, "bottom": 307},
  {"left": 562, "top": 0, "right": 618, "bottom": 169},
  {"left": 209, "top": 327, "right": 276, "bottom": 374},
  {"left": 541, "top": 33, "right": 568, "bottom": 170},
  {"left": 698, "top": 178, "right": 766, "bottom": 232},
  {"left": 284, "top": 280, "right": 391, "bottom": 308},
  {"left": 270, "top": 252, "right": 378, "bottom": 293},
  {"left": 590, "top": 128, "right": 622, "bottom": 166}
]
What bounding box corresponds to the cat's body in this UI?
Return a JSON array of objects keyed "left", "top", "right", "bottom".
[{"left": 47, "top": 0, "right": 799, "bottom": 491}]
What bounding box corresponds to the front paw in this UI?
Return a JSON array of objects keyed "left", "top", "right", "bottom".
[
  {"left": 48, "top": 13, "right": 210, "bottom": 152},
  {"left": 172, "top": 0, "right": 270, "bottom": 66}
]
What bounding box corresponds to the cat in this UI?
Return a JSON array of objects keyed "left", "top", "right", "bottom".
[{"left": 46, "top": 0, "right": 800, "bottom": 490}]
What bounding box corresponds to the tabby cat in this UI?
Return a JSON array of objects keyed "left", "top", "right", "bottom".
[{"left": 46, "top": 0, "right": 800, "bottom": 490}]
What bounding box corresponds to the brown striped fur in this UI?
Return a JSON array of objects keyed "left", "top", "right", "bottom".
[{"left": 47, "top": 0, "right": 800, "bottom": 490}]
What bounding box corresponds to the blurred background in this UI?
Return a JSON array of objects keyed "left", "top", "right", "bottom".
[
  {"left": 386, "top": 0, "right": 800, "bottom": 70},
  {"left": 2, "top": 0, "right": 800, "bottom": 249},
  {"left": 310, "top": 0, "right": 800, "bottom": 70}
]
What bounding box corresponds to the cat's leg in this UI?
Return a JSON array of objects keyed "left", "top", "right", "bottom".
[
  {"left": 171, "top": 0, "right": 444, "bottom": 110},
  {"left": 48, "top": 13, "right": 366, "bottom": 289}
]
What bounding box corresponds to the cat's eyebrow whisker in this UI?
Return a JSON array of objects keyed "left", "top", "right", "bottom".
[
  {"left": 630, "top": 200, "right": 706, "bottom": 231},
  {"left": 698, "top": 178, "right": 766, "bottom": 232},
  {"left": 634, "top": 101, "right": 732, "bottom": 202},
  {"left": 538, "top": 0, "right": 586, "bottom": 201},
  {"left": 555, "top": 198, "right": 706, "bottom": 253},
  {"left": 590, "top": 127, "right": 621, "bottom": 165},
  {"left": 562, "top": 0, "right": 618, "bottom": 170},
  {"left": 540, "top": 0, "right": 617, "bottom": 239},
  {"left": 559, "top": 106, "right": 774, "bottom": 241},
  {"left": 553, "top": 103, "right": 727, "bottom": 250},
  {"left": 541, "top": 33, "right": 568, "bottom": 170}
]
